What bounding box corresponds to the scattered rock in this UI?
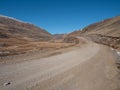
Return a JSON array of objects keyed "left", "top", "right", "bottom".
[
  {"left": 3, "top": 82, "right": 11, "bottom": 86},
  {"left": 117, "top": 51, "right": 120, "bottom": 56}
]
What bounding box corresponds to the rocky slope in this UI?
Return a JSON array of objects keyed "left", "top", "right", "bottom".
[
  {"left": 65, "top": 16, "right": 120, "bottom": 50},
  {"left": 0, "top": 15, "right": 75, "bottom": 56},
  {"left": 0, "top": 15, "right": 52, "bottom": 56},
  {"left": 81, "top": 16, "right": 120, "bottom": 36},
  {"left": 0, "top": 15, "right": 52, "bottom": 42}
]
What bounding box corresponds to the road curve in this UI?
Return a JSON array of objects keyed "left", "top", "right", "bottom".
[{"left": 0, "top": 39, "right": 118, "bottom": 90}]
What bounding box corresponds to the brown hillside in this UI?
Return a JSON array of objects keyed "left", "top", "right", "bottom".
[
  {"left": 0, "top": 15, "right": 52, "bottom": 41},
  {"left": 81, "top": 16, "right": 120, "bottom": 36},
  {"left": 0, "top": 15, "right": 75, "bottom": 56},
  {"left": 65, "top": 16, "right": 120, "bottom": 50}
]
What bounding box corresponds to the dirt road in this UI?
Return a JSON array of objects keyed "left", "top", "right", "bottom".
[{"left": 0, "top": 39, "right": 118, "bottom": 90}]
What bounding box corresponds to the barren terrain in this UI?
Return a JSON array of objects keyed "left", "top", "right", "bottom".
[
  {"left": 0, "top": 38, "right": 119, "bottom": 90},
  {"left": 65, "top": 16, "right": 120, "bottom": 51},
  {"left": 0, "top": 41, "right": 74, "bottom": 56}
]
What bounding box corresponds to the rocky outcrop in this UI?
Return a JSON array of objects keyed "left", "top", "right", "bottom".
[{"left": 84, "top": 34, "right": 120, "bottom": 50}]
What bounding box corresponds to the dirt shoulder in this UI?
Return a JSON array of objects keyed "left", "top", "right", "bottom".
[{"left": 0, "top": 45, "right": 80, "bottom": 64}]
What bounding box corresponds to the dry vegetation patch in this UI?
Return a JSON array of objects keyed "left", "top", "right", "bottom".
[{"left": 0, "top": 41, "right": 74, "bottom": 56}]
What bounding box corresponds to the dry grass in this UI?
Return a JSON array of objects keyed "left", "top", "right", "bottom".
[{"left": 0, "top": 41, "right": 74, "bottom": 56}]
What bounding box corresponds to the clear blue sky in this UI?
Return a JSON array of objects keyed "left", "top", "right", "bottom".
[{"left": 0, "top": 0, "right": 120, "bottom": 34}]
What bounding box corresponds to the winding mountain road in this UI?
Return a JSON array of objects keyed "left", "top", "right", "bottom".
[{"left": 0, "top": 38, "right": 118, "bottom": 90}]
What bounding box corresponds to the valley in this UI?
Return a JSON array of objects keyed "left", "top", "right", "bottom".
[{"left": 0, "top": 15, "right": 120, "bottom": 90}]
